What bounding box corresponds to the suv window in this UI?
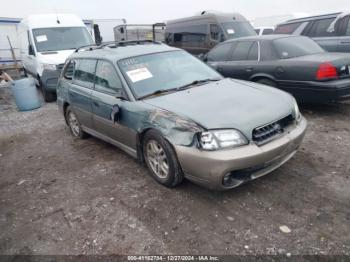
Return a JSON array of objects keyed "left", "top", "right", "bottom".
[
  {"left": 207, "top": 42, "right": 233, "bottom": 61},
  {"left": 94, "top": 60, "right": 123, "bottom": 95},
  {"left": 232, "top": 41, "right": 254, "bottom": 61},
  {"left": 274, "top": 22, "right": 302, "bottom": 34},
  {"left": 305, "top": 18, "right": 335, "bottom": 37},
  {"left": 345, "top": 17, "right": 350, "bottom": 36},
  {"left": 73, "top": 59, "right": 96, "bottom": 88},
  {"left": 63, "top": 61, "right": 75, "bottom": 79}
]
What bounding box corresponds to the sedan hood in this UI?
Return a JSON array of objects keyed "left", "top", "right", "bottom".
[{"left": 144, "top": 78, "right": 295, "bottom": 139}]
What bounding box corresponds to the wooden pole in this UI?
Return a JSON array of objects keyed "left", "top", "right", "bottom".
[{"left": 7, "top": 35, "right": 20, "bottom": 79}]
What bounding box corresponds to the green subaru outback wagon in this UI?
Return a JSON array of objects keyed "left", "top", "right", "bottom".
[{"left": 57, "top": 41, "right": 307, "bottom": 190}]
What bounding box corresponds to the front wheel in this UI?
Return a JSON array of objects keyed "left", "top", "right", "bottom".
[{"left": 143, "top": 130, "right": 184, "bottom": 188}]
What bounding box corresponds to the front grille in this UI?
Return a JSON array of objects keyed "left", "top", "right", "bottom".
[{"left": 252, "top": 114, "right": 294, "bottom": 145}]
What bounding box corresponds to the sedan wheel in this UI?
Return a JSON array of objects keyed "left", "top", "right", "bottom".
[
  {"left": 146, "top": 140, "right": 169, "bottom": 179},
  {"left": 65, "top": 106, "right": 87, "bottom": 139}
]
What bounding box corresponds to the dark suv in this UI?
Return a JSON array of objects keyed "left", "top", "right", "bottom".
[{"left": 275, "top": 12, "right": 350, "bottom": 52}]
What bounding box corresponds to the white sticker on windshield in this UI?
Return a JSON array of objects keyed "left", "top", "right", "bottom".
[
  {"left": 126, "top": 67, "right": 153, "bottom": 83},
  {"left": 227, "top": 29, "right": 235, "bottom": 34},
  {"left": 36, "top": 35, "right": 48, "bottom": 42}
]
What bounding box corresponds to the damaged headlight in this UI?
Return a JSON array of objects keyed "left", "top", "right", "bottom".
[{"left": 199, "top": 129, "right": 248, "bottom": 151}]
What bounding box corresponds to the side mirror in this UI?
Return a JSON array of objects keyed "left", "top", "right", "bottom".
[
  {"left": 111, "top": 104, "right": 121, "bottom": 123},
  {"left": 119, "top": 27, "right": 125, "bottom": 34},
  {"left": 198, "top": 53, "right": 208, "bottom": 62},
  {"left": 93, "top": 24, "right": 103, "bottom": 45},
  {"left": 29, "top": 44, "right": 35, "bottom": 56}
]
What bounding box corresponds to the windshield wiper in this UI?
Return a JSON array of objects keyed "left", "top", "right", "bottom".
[
  {"left": 138, "top": 89, "right": 176, "bottom": 100},
  {"left": 176, "top": 78, "right": 220, "bottom": 91}
]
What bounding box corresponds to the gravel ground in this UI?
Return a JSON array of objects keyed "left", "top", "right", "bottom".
[{"left": 0, "top": 84, "right": 349, "bottom": 256}]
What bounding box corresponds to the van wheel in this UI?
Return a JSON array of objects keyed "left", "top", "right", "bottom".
[
  {"left": 143, "top": 130, "right": 184, "bottom": 188},
  {"left": 256, "top": 78, "right": 277, "bottom": 87},
  {"left": 65, "top": 106, "right": 88, "bottom": 139},
  {"left": 39, "top": 79, "right": 56, "bottom": 102}
]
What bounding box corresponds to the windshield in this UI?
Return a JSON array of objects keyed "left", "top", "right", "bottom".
[
  {"left": 273, "top": 37, "right": 325, "bottom": 59},
  {"left": 33, "top": 27, "right": 94, "bottom": 52},
  {"left": 221, "top": 22, "right": 257, "bottom": 39},
  {"left": 118, "top": 50, "right": 222, "bottom": 99}
]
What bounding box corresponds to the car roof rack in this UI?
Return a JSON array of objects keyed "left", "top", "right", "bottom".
[{"left": 74, "top": 44, "right": 98, "bottom": 53}]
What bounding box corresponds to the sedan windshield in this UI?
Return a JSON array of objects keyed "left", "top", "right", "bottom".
[
  {"left": 221, "top": 22, "right": 257, "bottom": 39},
  {"left": 33, "top": 27, "right": 94, "bottom": 52},
  {"left": 273, "top": 37, "right": 325, "bottom": 59},
  {"left": 118, "top": 50, "right": 222, "bottom": 99}
]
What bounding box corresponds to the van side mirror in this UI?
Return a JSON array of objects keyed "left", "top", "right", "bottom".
[
  {"left": 93, "top": 24, "right": 103, "bottom": 45},
  {"left": 29, "top": 44, "right": 35, "bottom": 56},
  {"left": 198, "top": 53, "right": 207, "bottom": 62}
]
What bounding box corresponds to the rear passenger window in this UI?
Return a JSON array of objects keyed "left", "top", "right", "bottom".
[
  {"left": 73, "top": 59, "right": 96, "bottom": 88},
  {"left": 207, "top": 43, "right": 233, "bottom": 61},
  {"left": 344, "top": 17, "right": 350, "bottom": 36},
  {"left": 274, "top": 22, "right": 302, "bottom": 34},
  {"left": 247, "top": 42, "right": 259, "bottom": 60},
  {"left": 232, "top": 41, "right": 254, "bottom": 61},
  {"left": 306, "top": 18, "right": 335, "bottom": 37},
  {"left": 94, "top": 60, "right": 122, "bottom": 95}
]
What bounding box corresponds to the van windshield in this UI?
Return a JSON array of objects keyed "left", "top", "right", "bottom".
[
  {"left": 221, "top": 22, "right": 257, "bottom": 39},
  {"left": 118, "top": 50, "right": 222, "bottom": 99},
  {"left": 33, "top": 27, "right": 94, "bottom": 52}
]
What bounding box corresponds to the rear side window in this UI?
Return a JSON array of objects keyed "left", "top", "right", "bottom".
[
  {"left": 207, "top": 43, "right": 233, "bottom": 61},
  {"left": 344, "top": 17, "right": 350, "bottom": 36},
  {"left": 171, "top": 24, "right": 207, "bottom": 44},
  {"left": 73, "top": 59, "right": 96, "bottom": 88},
  {"left": 94, "top": 60, "right": 123, "bottom": 95},
  {"left": 232, "top": 41, "right": 254, "bottom": 61},
  {"left": 274, "top": 22, "right": 302, "bottom": 34},
  {"left": 304, "top": 18, "right": 335, "bottom": 37}
]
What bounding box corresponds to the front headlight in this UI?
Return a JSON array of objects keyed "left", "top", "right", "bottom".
[
  {"left": 41, "top": 63, "right": 57, "bottom": 71},
  {"left": 199, "top": 129, "right": 248, "bottom": 151},
  {"left": 293, "top": 100, "right": 301, "bottom": 122}
]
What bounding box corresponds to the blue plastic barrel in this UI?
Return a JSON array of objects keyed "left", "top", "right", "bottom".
[{"left": 11, "top": 78, "right": 41, "bottom": 111}]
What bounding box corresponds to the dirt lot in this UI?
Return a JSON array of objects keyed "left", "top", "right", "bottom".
[{"left": 0, "top": 84, "right": 349, "bottom": 256}]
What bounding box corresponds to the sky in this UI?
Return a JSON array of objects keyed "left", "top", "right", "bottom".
[{"left": 0, "top": 0, "right": 349, "bottom": 23}]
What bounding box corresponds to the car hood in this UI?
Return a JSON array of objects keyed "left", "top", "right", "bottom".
[{"left": 143, "top": 78, "right": 295, "bottom": 139}]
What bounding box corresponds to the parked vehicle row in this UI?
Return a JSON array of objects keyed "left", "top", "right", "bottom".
[
  {"left": 56, "top": 41, "right": 307, "bottom": 190},
  {"left": 204, "top": 35, "right": 350, "bottom": 103}
]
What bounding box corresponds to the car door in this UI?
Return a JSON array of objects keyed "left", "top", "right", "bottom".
[
  {"left": 91, "top": 60, "right": 136, "bottom": 150},
  {"left": 69, "top": 59, "right": 96, "bottom": 129},
  {"left": 206, "top": 42, "right": 235, "bottom": 74},
  {"left": 24, "top": 30, "right": 37, "bottom": 76},
  {"left": 219, "top": 41, "right": 259, "bottom": 80}
]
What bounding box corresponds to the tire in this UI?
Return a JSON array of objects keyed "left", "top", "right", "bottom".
[
  {"left": 256, "top": 78, "right": 277, "bottom": 88},
  {"left": 65, "top": 106, "right": 88, "bottom": 139},
  {"left": 143, "top": 130, "right": 184, "bottom": 188}
]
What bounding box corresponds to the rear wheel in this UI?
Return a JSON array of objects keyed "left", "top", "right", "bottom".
[
  {"left": 65, "top": 106, "right": 88, "bottom": 139},
  {"left": 256, "top": 78, "right": 277, "bottom": 87},
  {"left": 143, "top": 130, "right": 184, "bottom": 188}
]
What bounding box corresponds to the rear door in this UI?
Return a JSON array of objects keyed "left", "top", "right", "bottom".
[
  {"left": 69, "top": 59, "right": 96, "bottom": 129},
  {"left": 302, "top": 17, "right": 339, "bottom": 52},
  {"left": 91, "top": 60, "right": 136, "bottom": 149},
  {"left": 219, "top": 41, "right": 259, "bottom": 80}
]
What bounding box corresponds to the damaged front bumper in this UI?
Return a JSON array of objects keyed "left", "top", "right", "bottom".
[{"left": 174, "top": 117, "right": 307, "bottom": 190}]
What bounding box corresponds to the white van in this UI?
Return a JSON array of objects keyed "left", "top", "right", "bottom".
[{"left": 18, "top": 14, "right": 94, "bottom": 101}]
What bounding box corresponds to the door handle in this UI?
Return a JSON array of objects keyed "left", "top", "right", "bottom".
[
  {"left": 93, "top": 101, "right": 100, "bottom": 107},
  {"left": 217, "top": 66, "right": 224, "bottom": 71},
  {"left": 245, "top": 67, "right": 253, "bottom": 72},
  {"left": 340, "top": 41, "right": 350, "bottom": 44}
]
